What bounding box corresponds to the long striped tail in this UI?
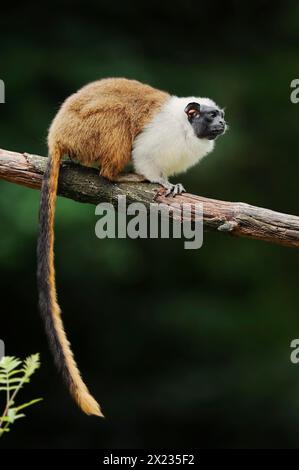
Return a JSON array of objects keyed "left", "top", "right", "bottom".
[{"left": 37, "top": 144, "right": 103, "bottom": 417}]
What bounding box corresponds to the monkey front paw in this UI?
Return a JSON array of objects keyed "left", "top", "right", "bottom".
[{"left": 164, "top": 183, "right": 186, "bottom": 197}]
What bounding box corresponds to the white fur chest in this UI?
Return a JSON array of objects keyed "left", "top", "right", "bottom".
[{"left": 132, "top": 96, "right": 215, "bottom": 180}]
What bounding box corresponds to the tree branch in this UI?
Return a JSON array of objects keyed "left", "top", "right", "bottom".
[{"left": 0, "top": 148, "right": 298, "bottom": 249}]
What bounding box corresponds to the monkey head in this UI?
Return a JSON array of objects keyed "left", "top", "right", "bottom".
[{"left": 184, "top": 102, "right": 226, "bottom": 140}]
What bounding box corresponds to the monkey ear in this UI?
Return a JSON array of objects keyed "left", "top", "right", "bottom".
[{"left": 184, "top": 102, "right": 201, "bottom": 118}]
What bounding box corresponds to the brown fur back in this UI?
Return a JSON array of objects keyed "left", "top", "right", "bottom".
[{"left": 48, "top": 78, "right": 169, "bottom": 179}]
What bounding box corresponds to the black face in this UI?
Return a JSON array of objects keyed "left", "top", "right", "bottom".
[{"left": 184, "top": 102, "right": 226, "bottom": 140}]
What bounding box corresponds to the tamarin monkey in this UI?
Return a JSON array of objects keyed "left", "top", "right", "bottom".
[{"left": 37, "top": 78, "right": 227, "bottom": 417}]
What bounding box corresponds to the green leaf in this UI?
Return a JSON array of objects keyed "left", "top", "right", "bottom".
[
  {"left": 0, "top": 377, "right": 24, "bottom": 384},
  {"left": 8, "top": 369, "right": 25, "bottom": 377},
  {"left": 14, "top": 398, "right": 43, "bottom": 412},
  {"left": 0, "top": 416, "right": 11, "bottom": 422},
  {"left": 0, "top": 386, "right": 20, "bottom": 391},
  {"left": 8, "top": 409, "right": 26, "bottom": 420},
  {"left": 7, "top": 409, "right": 16, "bottom": 423},
  {"left": 0, "top": 357, "right": 22, "bottom": 373},
  {"left": 0, "top": 353, "right": 43, "bottom": 439},
  {"left": 23, "top": 353, "right": 40, "bottom": 378}
]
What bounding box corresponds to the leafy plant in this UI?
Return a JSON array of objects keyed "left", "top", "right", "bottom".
[{"left": 0, "top": 354, "right": 42, "bottom": 437}]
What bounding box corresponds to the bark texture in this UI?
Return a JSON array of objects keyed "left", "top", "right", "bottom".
[{"left": 0, "top": 148, "right": 298, "bottom": 248}]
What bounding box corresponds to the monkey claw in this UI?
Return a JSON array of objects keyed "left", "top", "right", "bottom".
[{"left": 164, "top": 183, "right": 186, "bottom": 197}]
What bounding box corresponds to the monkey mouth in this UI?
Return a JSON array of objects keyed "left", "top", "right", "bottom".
[{"left": 207, "top": 126, "right": 225, "bottom": 140}]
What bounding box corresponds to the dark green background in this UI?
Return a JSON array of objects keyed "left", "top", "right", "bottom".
[{"left": 0, "top": 0, "right": 298, "bottom": 449}]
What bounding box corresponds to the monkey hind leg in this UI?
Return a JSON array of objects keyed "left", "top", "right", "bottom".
[
  {"left": 99, "top": 159, "right": 147, "bottom": 184},
  {"left": 108, "top": 172, "right": 147, "bottom": 183}
]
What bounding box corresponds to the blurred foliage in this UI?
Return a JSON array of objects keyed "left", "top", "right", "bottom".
[
  {"left": 0, "top": 354, "right": 42, "bottom": 437},
  {"left": 0, "top": 0, "right": 299, "bottom": 449}
]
